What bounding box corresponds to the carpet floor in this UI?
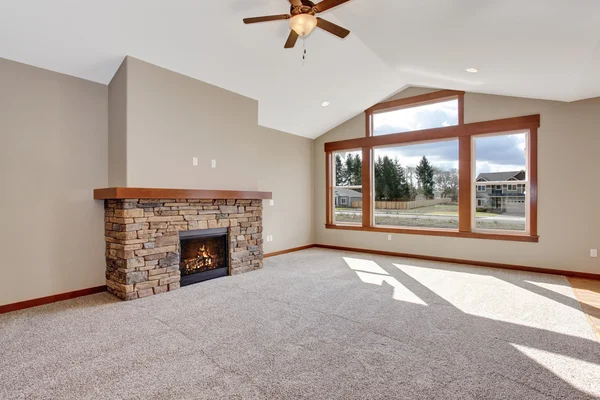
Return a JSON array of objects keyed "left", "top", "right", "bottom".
[{"left": 1, "top": 248, "right": 599, "bottom": 399}]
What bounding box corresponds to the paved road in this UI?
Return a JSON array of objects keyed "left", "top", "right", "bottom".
[{"left": 335, "top": 210, "right": 525, "bottom": 223}]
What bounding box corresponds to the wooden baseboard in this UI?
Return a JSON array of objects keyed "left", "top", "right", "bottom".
[
  {"left": 264, "top": 245, "right": 316, "bottom": 258},
  {"left": 0, "top": 286, "right": 107, "bottom": 315},
  {"left": 313, "top": 244, "right": 600, "bottom": 280}
]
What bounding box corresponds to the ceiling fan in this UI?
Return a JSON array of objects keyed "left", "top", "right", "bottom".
[{"left": 243, "top": 0, "right": 351, "bottom": 48}]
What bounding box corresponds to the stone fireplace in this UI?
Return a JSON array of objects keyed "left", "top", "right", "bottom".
[{"left": 95, "top": 188, "right": 271, "bottom": 300}]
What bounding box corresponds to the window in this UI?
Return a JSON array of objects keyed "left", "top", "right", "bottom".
[
  {"left": 373, "top": 99, "right": 459, "bottom": 136},
  {"left": 333, "top": 150, "right": 362, "bottom": 225},
  {"left": 324, "top": 90, "right": 539, "bottom": 242},
  {"left": 373, "top": 140, "right": 458, "bottom": 229},
  {"left": 473, "top": 132, "right": 528, "bottom": 232}
]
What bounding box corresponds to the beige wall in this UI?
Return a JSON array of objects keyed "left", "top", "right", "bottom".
[
  {"left": 108, "top": 58, "right": 127, "bottom": 186},
  {"left": 0, "top": 58, "right": 108, "bottom": 305},
  {"left": 124, "top": 57, "right": 314, "bottom": 254},
  {"left": 314, "top": 87, "right": 600, "bottom": 274}
]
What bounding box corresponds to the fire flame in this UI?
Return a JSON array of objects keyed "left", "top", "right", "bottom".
[{"left": 182, "top": 244, "right": 219, "bottom": 274}]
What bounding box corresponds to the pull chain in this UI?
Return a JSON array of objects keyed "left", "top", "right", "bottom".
[{"left": 302, "top": 37, "right": 307, "bottom": 66}]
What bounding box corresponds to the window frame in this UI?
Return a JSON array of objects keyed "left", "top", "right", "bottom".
[
  {"left": 371, "top": 95, "right": 460, "bottom": 137},
  {"left": 471, "top": 131, "right": 530, "bottom": 235},
  {"left": 324, "top": 90, "right": 539, "bottom": 243},
  {"left": 371, "top": 138, "right": 460, "bottom": 230},
  {"left": 331, "top": 149, "right": 364, "bottom": 226}
]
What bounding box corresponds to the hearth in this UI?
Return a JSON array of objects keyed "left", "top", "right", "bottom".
[{"left": 179, "top": 228, "right": 229, "bottom": 286}]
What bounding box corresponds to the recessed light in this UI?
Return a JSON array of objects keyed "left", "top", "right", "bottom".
[
  {"left": 321, "top": 101, "right": 330, "bottom": 107},
  {"left": 466, "top": 68, "right": 479, "bottom": 73}
]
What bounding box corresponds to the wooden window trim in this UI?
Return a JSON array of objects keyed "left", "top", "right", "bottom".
[
  {"left": 324, "top": 115, "right": 539, "bottom": 153},
  {"left": 324, "top": 90, "right": 540, "bottom": 243},
  {"left": 458, "top": 136, "right": 471, "bottom": 232},
  {"left": 325, "top": 152, "right": 333, "bottom": 225},
  {"left": 366, "top": 89, "right": 465, "bottom": 115},
  {"left": 324, "top": 224, "right": 538, "bottom": 243}
]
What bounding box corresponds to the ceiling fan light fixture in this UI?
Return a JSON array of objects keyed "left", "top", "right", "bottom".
[{"left": 289, "top": 14, "right": 318, "bottom": 36}]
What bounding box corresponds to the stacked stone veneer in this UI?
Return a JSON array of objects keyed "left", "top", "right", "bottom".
[{"left": 104, "top": 198, "right": 263, "bottom": 300}]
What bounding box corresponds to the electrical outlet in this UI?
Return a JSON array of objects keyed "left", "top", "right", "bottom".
[
  {"left": 269, "top": 200, "right": 275, "bottom": 206},
  {"left": 591, "top": 249, "right": 598, "bottom": 258},
  {"left": 211, "top": 160, "right": 216, "bottom": 168},
  {"left": 192, "top": 157, "right": 198, "bottom": 166},
  {"left": 388, "top": 235, "right": 392, "bottom": 241}
]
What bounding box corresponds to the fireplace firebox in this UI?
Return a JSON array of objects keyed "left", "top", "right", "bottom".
[{"left": 179, "top": 228, "right": 229, "bottom": 286}]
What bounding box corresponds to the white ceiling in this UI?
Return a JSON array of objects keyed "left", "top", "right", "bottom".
[{"left": 1, "top": 0, "right": 599, "bottom": 139}]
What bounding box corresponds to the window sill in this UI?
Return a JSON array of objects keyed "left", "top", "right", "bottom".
[{"left": 325, "top": 224, "right": 539, "bottom": 243}]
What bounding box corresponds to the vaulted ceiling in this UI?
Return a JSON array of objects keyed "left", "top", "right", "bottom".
[{"left": 1, "top": 0, "right": 599, "bottom": 138}]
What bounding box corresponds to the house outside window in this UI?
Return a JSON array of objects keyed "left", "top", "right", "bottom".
[{"left": 332, "top": 150, "right": 363, "bottom": 224}]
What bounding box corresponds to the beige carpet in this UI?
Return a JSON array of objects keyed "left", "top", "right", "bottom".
[{"left": 1, "top": 248, "right": 599, "bottom": 399}]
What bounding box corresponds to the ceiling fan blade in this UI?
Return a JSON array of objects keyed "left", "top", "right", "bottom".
[
  {"left": 284, "top": 30, "right": 299, "bottom": 48},
  {"left": 289, "top": 0, "right": 302, "bottom": 5},
  {"left": 316, "top": 17, "right": 350, "bottom": 38},
  {"left": 313, "top": 0, "right": 351, "bottom": 13},
  {"left": 243, "top": 14, "right": 291, "bottom": 24}
]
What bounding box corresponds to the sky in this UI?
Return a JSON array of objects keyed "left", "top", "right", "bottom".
[
  {"left": 373, "top": 99, "right": 458, "bottom": 135},
  {"left": 362, "top": 100, "right": 528, "bottom": 178}
]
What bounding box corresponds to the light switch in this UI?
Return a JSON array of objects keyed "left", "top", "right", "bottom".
[
  {"left": 211, "top": 160, "right": 216, "bottom": 168},
  {"left": 591, "top": 249, "right": 598, "bottom": 258},
  {"left": 269, "top": 200, "right": 275, "bottom": 206},
  {"left": 192, "top": 157, "right": 198, "bottom": 166}
]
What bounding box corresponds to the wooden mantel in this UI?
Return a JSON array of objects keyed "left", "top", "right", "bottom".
[{"left": 94, "top": 187, "right": 272, "bottom": 200}]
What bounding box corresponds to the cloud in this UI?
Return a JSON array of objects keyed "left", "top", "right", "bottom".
[
  {"left": 340, "top": 108, "right": 527, "bottom": 176},
  {"left": 375, "top": 140, "right": 458, "bottom": 170},
  {"left": 373, "top": 99, "right": 458, "bottom": 135},
  {"left": 373, "top": 131, "right": 526, "bottom": 175},
  {"left": 475, "top": 133, "right": 526, "bottom": 174}
]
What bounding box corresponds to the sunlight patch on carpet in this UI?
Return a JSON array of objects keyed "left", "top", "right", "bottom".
[
  {"left": 343, "top": 257, "right": 427, "bottom": 305},
  {"left": 511, "top": 343, "right": 600, "bottom": 398},
  {"left": 391, "top": 262, "right": 595, "bottom": 339},
  {"left": 343, "top": 257, "right": 389, "bottom": 275}
]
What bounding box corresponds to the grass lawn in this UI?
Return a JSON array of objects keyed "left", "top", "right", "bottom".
[
  {"left": 334, "top": 204, "right": 525, "bottom": 231},
  {"left": 375, "top": 204, "right": 499, "bottom": 217},
  {"left": 336, "top": 204, "right": 498, "bottom": 217}
]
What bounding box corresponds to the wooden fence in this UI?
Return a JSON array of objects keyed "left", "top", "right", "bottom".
[{"left": 351, "top": 198, "right": 452, "bottom": 210}]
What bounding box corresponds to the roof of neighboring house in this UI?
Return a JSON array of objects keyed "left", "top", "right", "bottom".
[
  {"left": 476, "top": 171, "right": 525, "bottom": 182},
  {"left": 334, "top": 188, "right": 363, "bottom": 198}
]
